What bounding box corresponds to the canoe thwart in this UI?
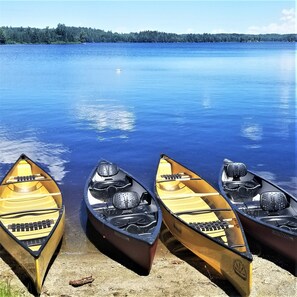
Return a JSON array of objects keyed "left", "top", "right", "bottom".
[
  {"left": 161, "top": 192, "right": 219, "bottom": 199},
  {"left": 0, "top": 192, "right": 61, "bottom": 201},
  {"left": 175, "top": 208, "right": 233, "bottom": 215},
  {"left": 0, "top": 207, "right": 62, "bottom": 217}
]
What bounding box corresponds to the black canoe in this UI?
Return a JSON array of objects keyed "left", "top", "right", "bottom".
[
  {"left": 219, "top": 159, "right": 297, "bottom": 268},
  {"left": 84, "top": 160, "right": 162, "bottom": 272}
]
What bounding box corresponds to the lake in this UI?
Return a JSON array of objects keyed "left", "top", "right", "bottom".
[{"left": 0, "top": 42, "right": 296, "bottom": 251}]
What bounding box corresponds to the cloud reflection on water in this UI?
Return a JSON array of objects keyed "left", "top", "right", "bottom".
[
  {"left": 76, "top": 102, "right": 135, "bottom": 139},
  {"left": 241, "top": 123, "right": 263, "bottom": 142},
  {"left": 0, "top": 127, "right": 69, "bottom": 183},
  {"left": 253, "top": 170, "right": 297, "bottom": 196}
]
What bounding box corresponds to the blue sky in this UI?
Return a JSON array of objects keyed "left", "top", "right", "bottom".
[{"left": 0, "top": 1, "right": 295, "bottom": 34}]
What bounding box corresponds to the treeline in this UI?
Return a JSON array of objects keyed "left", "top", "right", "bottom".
[{"left": 0, "top": 24, "right": 296, "bottom": 44}]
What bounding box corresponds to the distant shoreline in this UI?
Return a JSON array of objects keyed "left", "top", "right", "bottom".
[{"left": 0, "top": 24, "right": 296, "bottom": 44}]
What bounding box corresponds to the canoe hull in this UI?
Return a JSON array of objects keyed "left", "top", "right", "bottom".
[
  {"left": 237, "top": 212, "right": 296, "bottom": 263},
  {"left": 84, "top": 160, "right": 162, "bottom": 273},
  {"left": 155, "top": 155, "right": 252, "bottom": 296},
  {"left": 0, "top": 154, "right": 65, "bottom": 294},
  {"left": 87, "top": 208, "right": 158, "bottom": 272},
  {"left": 219, "top": 159, "right": 297, "bottom": 266}
]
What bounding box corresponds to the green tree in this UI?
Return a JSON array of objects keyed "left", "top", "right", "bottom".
[
  {"left": 55, "top": 23, "right": 67, "bottom": 42},
  {"left": 0, "top": 28, "right": 6, "bottom": 44}
]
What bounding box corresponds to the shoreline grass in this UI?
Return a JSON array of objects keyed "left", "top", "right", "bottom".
[{"left": 0, "top": 279, "right": 20, "bottom": 297}]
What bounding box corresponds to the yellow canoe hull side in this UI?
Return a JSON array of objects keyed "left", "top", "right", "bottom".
[
  {"left": 0, "top": 210, "right": 64, "bottom": 294},
  {"left": 0, "top": 155, "right": 65, "bottom": 294},
  {"left": 161, "top": 205, "right": 252, "bottom": 296},
  {"left": 35, "top": 209, "right": 65, "bottom": 293},
  {"left": 155, "top": 155, "right": 252, "bottom": 296}
]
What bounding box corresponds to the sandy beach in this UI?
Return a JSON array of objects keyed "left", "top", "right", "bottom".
[{"left": 0, "top": 223, "right": 296, "bottom": 297}]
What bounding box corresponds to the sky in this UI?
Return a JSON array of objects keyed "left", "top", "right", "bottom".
[{"left": 0, "top": 1, "right": 295, "bottom": 34}]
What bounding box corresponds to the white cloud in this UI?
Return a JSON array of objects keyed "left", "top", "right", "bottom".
[
  {"left": 280, "top": 8, "right": 295, "bottom": 22},
  {"left": 247, "top": 8, "right": 296, "bottom": 34}
]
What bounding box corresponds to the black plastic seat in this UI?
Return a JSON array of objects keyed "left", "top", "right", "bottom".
[
  {"left": 89, "top": 176, "right": 132, "bottom": 199},
  {"left": 226, "top": 162, "right": 247, "bottom": 181},
  {"left": 112, "top": 191, "right": 140, "bottom": 210},
  {"left": 97, "top": 161, "right": 119, "bottom": 177},
  {"left": 223, "top": 162, "right": 261, "bottom": 199},
  {"left": 260, "top": 191, "right": 288, "bottom": 212}
]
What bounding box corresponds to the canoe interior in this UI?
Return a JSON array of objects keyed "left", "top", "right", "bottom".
[
  {"left": 0, "top": 154, "right": 65, "bottom": 293},
  {"left": 86, "top": 162, "right": 160, "bottom": 242},
  {"left": 0, "top": 157, "right": 63, "bottom": 255},
  {"left": 156, "top": 156, "right": 249, "bottom": 254},
  {"left": 221, "top": 160, "right": 297, "bottom": 235}
]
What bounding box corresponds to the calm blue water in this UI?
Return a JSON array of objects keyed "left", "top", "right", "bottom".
[{"left": 0, "top": 42, "right": 296, "bottom": 249}]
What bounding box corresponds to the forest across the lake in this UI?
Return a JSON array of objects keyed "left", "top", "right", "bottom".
[{"left": 0, "top": 24, "right": 296, "bottom": 44}]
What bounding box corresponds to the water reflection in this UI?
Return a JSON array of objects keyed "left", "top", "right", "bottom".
[
  {"left": 278, "top": 177, "right": 297, "bottom": 196},
  {"left": 253, "top": 170, "right": 276, "bottom": 181},
  {"left": 277, "top": 85, "right": 294, "bottom": 139},
  {"left": 76, "top": 102, "right": 135, "bottom": 139},
  {"left": 253, "top": 171, "right": 297, "bottom": 196},
  {"left": 241, "top": 122, "right": 263, "bottom": 141},
  {"left": 0, "top": 126, "right": 69, "bottom": 182}
]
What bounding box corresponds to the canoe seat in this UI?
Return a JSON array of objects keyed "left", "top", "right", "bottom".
[
  {"left": 91, "top": 177, "right": 131, "bottom": 191},
  {"left": 160, "top": 173, "right": 188, "bottom": 180},
  {"left": 226, "top": 162, "right": 247, "bottom": 181},
  {"left": 90, "top": 176, "right": 132, "bottom": 199},
  {"left": 260, "top": 191, "right": 288, "bottom": 212},
  {"left": 223, "top": 179, "right": 261, "bottom": 200},
  {"left": 224, "top": 162, "right": 261, "bottom": 200},
  {"left": 108, "top": 213, "right": 156, "bottom": 234},
  {"left": 97, "top": 161, "right": 119, "bottom": 177},
  {"left": 8, "top": 219, "right": 54, "bottom": 232},
  {"left": 112, "top": 191, "right": 140, "bottom": 209},
  {"left": 5, "top": 174, "right": 48, "bottom": 185},
  {"left": 260, "top": 216, "right": 297, "bottom": 231},
  {"left": 15, "top": 175, "right": 38, "bottom": 182},
  {"left": 189, "top": 220, "right": 230, "bottom": 232}
]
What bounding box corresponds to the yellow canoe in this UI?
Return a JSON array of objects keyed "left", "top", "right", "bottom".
[
  {"left": 0, "top": 154, "right": 65, "bottom": 294},
  {"left": 155, "top": 154, "right": 252, "bottom": 296}
]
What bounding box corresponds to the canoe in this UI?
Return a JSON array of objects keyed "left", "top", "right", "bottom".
[
  {"left": 155, "top": 154, "right": 252, "bottom": 296},
  {"left": 219, "top": 159, "right": 297, "bottom": 267},
  {"left": 0, "top": 154, "right": 65, "bottom": 294},
  {"left": 84, "top": 160, "right": 162, "bottom": 272}
]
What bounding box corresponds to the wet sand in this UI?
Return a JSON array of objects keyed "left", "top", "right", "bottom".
[{"left": 0, "top": 223, "right": 296, "bottom": 297}]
